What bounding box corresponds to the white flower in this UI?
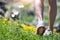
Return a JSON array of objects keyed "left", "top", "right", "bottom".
[
  {"left": 12, "top": 9, "right": 19, "bottom": 15},
  {"left": 11, "top": 14, "right": 15, "bottom": 17},
  {"left": 18, "top": 4, "right": 24, "bottom": 8},
  {"left": 13, "top": 3, "right": 24, "bottom": 8}
]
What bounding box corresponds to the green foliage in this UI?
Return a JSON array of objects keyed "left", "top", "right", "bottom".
[
  {"left": 0, "top": 18, "right": 60, "bottom": 40},
  {"left": 0, "top": 18, "right": 39, "bottom": 40}
]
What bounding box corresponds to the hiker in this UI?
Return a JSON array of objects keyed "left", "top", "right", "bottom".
[{"left": 34, "top": 0, "right": 57, "bottom": 35}]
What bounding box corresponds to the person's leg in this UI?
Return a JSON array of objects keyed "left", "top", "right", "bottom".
[
  {"left": 35, "top": 0, "right": 46, "bottom": 35},
  {"left": 48, "top": 0, "right": 57, "bottom": 32},
  {"left": 34, "top": 0, "right": 44, "bottom": 22}
]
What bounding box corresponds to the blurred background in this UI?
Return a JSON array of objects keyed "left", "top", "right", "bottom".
[{"left": 0, "top": 0, "right": 60, "bottom": 26}]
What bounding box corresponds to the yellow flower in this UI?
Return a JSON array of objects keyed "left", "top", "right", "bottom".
[
  {"left": 23, "top": 26, "right": 28, "bottom": 30},
  {"left": 8, "top": 20, "right": 12, "bottom": 25},
  {"left": 3, "top": 18, "right": 8, "bottom": 21},
  {"left": 21, "top": 24, "right": 36, "bottom": 32},
  {"left": 53, "top": 28, "right": 56, "bottom": 32},
  {"left": 14, "top": 22, "right": 19, "bottom": 26},
  {"left": 53, "top": 28, "right": 60, "bottom": 35}
]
